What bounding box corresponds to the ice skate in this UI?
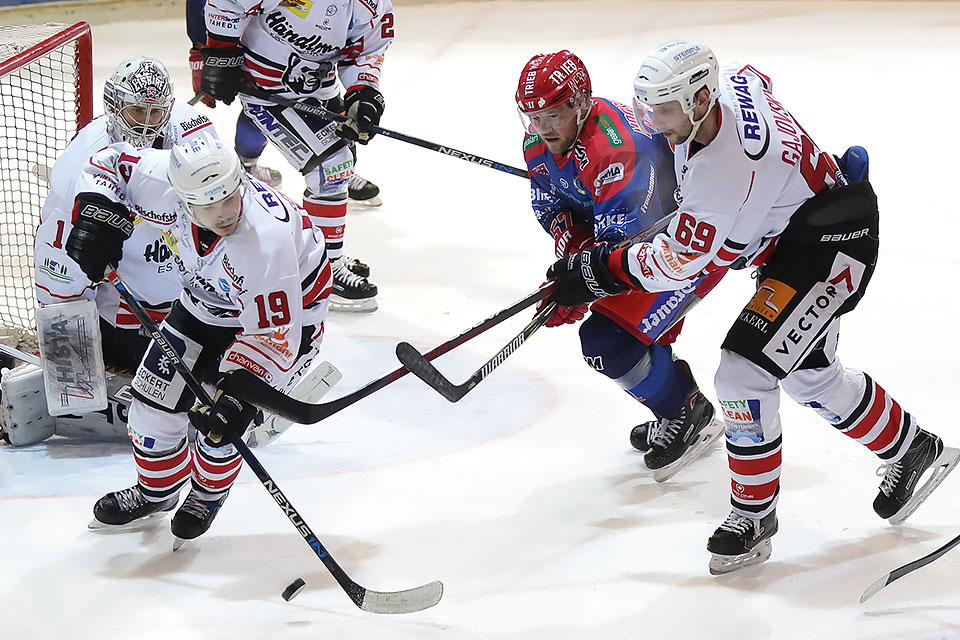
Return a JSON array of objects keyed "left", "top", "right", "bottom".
[
  {"left": 347, "top": 173, "right": 382, "bottom": 207},
  {"left": 239, "top": 155, "right": 283, "bottom": 189},
  {"left": 645, "top": 385, "right": 723, "bottom": 482},
  {"left": 330, "top": 257, "right": 378, "bottom": 313},
  {"left": 88, "top": 485, "right": 178, "bottom": 530},
  {"left": 630, "top": 420, "right": 653, "bottom": 453},
  {"left": 340, "top": 254, "right": 371, "bottom": 278},
  {"left": 707, "top": 510, "right": 778, "bottom": 575},
  {"left": 874, "top": 428, "right": 960, "bottom": 525},
  {"left": 171, "top": 487, "right": 230, "bottom": 550}
]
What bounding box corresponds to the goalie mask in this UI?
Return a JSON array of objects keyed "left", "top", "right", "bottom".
[
  {"left": 516, "top": 50, "right": 592, "bottom": 153},
  {"left": 104, "top": 56, "right": 174, "bottom": 148},
  {"left": 632, "top": 40, "right": 719, "bottom": 145},
  {"left": 168, "top": 134, "right": 246, "bottom": 236}
]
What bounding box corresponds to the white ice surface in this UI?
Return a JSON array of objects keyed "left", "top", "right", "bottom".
[{"left": 3, "top": 2, "right": 960, "bottom": 638}]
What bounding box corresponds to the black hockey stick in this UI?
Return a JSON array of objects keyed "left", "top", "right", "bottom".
[
  {"left": 105, "top": 268, "right": 443, "bottom": 614},
  {"left": 860, "top": 533, "right": 960, "bottom": 603},
  {"left": 227, "top": 285, "right": 553, "bottom": 423},
  {"left": 396, "top": 299, "right": 557, "bottom": 402},
  {"left": 241, "top": 82, "right": 528, "bottom": 178},
  {"left": 393, "top": 213, "right": 680, "bottom": 403}
]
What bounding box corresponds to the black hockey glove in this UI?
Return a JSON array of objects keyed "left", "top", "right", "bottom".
[
  {"left": 338, "top": 86, "right": 385, "bottom": 143},
  {"left": 199, "top": 46, "right": 244, "bottom": 105},
  {"left": 188, "top": 372, "right": 261, "bottom": 447},
  {"left": 65, "top": 193, "right": 135, "bottom": 282},
  {"left": 546, "top": 244, "right": 626, "bottom": 307}
]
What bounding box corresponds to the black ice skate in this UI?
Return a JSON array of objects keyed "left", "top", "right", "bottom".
[
  {"left": 644, "top": 365, "right": 723, "bottom": 482},
  {"left": 341, "top": 254, "right": 371, "bottom": 278},
  {"left": 239, "top": 155, "right": 283, "bottom": 189},
  {"left": 874, "top": 428, "right": 960, "bottom": 525},
  {"left": 171, "top": 487, "right": 230, "bottom": 550},
  {"left": 347, "top": 173, "right": 382, "bottom": 207},
  {"left": 630, "top": 420, "right": 653, "bottom": 453},
  {"left": 88, "top": 485, "right": 178, "bottom": 530},
  {"left": 331, "top": 257, "right": 378, "bottom": 313},
  {"left": 707, "top": 510, "right": 778, "bottom": 575}
]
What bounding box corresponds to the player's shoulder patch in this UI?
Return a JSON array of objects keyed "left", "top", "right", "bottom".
[
  {"left": 523, "top": 133, "right": 542, "bottom": 152},
  {"left": 725, "top": 71, "right": 771, "bottom": 162},
  {"left": 593, "top": 112, "right": 625, "bottom": 149}
]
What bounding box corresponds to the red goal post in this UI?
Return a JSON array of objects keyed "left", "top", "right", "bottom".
[{"left": 0, "top": 22, "right": 92, "bottom": 352}]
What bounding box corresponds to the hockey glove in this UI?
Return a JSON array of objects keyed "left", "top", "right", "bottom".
[
  {"left": 199, "top": 46, "right": 244, "bottom": 105},
  {"left": 546, "top": 244, "right": 626, "bottom": 307},
  {"left": 535, "top": 282, "right": 588, "bottom": 327},
  {"left": 188, "top": 373, "right": 261, "bottom": 447},
  {"left": 189, "top": 46, "right": 216, "bottom": 108},
  {"left": 548, "top": 212, "right": 594, "bottom": 259},
  {"left": 66, "top": 193, "right": 135, "bottom": 282},
  {"left": 338, "top": 86, "right": 385, "bottom": 143}
]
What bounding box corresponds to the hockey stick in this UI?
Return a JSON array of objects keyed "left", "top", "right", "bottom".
[
  {"left": 860, "top": 533, "right": 960, "bottom": 603},
  {"left": 188, "top": 92, "right": 203, "bottom": 106},
  {"left": 105, "top": 268, "right": 442, "bottom": 614},
  {"left": 0, "top": 342, "right": 41, "bottom": 367},
  {"left": 393, "top": 213, "right": 680, "bottom": 403},
  {"left": 396, "top": 299, "right": 557, "bottom": 402},
  {"left": 241, "top": 82, "right": 528, "bottom": 178},
  {"left": 227, "top": 285, "right": 553, "bottom": 424}
]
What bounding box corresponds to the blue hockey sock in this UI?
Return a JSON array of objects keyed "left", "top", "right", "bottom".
[{"left": 622, "top": 343, "right": 690, "bottom": 419}]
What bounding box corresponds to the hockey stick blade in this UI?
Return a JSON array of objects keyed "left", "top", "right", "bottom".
[
  {"left": 860, "top": 532, "right": 960, "bottom": 603},
  {"left": 360, "top": 580, "right": 444, "bottom": 614},
  {"left": 395, "top": 342, "right": 468, "bottom": 402},
  {"left": 396, "top": 300, "right": 557, "bottom": 403}
]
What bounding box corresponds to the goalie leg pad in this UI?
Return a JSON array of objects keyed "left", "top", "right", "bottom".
[
  {"left": 245, "top": 360, "right": 342, "bottom": 447},
  {"left": 1, "top": 364, "right": 56, "bottom": 446},
  {"left": 54, "top": 371, "right": 136, "bottom": 441}
]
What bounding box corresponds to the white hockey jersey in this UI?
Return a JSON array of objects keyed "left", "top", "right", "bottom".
[
  {"left": 612, "top": 64, "right": 844, "bottom": 293},
  {"left": 205, "top": 0, "right": 394, "bottom": 104},
  {"left": 75, "top": 143, "right": 331, "bottom": 385},
  {"left": 35, "top": 102, "right": 217, "bottom": 328}
]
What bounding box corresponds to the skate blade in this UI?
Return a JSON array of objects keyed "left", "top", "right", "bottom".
[
  {"left": 652, "top": 418, "right": 725, "bottom": 483},
  {"left": 87, "top": 510, "right": 172, "bottom": 532},
  {"left": 888, "top": 446, "right": 960, "bottom": 525},
  {"left": 708, "top": 539, "right": 773, "bottom": 575},
  {"left": 329, "top": 295, "right": 378, "bottom": 313},
  {"left": 347, "top": 195, "right": 382, "bottom": 208},
  {"left": 173, "top": 537, "right": 188, "bottom": 551}
]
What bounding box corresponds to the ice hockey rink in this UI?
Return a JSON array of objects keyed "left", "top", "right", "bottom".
[{"left": 2, "top": 1, "right": 960, "bottom": 638}]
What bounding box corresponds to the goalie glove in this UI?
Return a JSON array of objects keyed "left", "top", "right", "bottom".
[
  {"left": 188, "top": 372, "right": 261, "bottom": 447},
  {"left": 66, "top": 193, "right": 135, "bottom": 282},
  {"left": 199, "top": 45, "right": 244, "bottom": 105},
  {"left": 546, "top": 244, "right": 626, "bottom": 307},
  {"left": 338, "top": 86, "right": 385, "bottom": 143}
]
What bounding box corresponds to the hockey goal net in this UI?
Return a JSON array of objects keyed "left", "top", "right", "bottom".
[{"left": 0, "top": 22, "right": 92, "bottom": 352}]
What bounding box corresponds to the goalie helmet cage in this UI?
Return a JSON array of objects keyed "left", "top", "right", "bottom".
[{"left": 0, "top": 22, "right": 93, "bottom": 351}]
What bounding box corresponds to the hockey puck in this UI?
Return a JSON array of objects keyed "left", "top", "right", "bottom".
[{"left": 282, "top": 577, "right": 306, "bottom": 601}]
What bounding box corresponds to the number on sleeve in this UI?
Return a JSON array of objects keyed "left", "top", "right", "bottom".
[
  {"left": 380, "top": 12, "right": 394, "bottom": 38},
  {"left": 674, "top": 212, "right": 716, "bottom": 252},
  {"left": 254, "top": 291, "right": 291, "bottom": 329}
]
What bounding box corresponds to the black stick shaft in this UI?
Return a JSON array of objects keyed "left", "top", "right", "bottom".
[{"left": 241, "top": 83, "right": 528, "bottom": 178}]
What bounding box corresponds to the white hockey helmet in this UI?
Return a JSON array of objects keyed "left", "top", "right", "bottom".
[
  {"left": 167, "top": 134, "right": 245, "bottom": 230},
  {"left": 104, "top": 56, "right": 174, "bottom": 148},
  {"left": 632, "top": 40, "right": 719, "bottom": 143}
]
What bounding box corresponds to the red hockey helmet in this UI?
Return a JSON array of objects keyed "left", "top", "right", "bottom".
[{"left": 516, "top": 50, "right": 592, "bottom": 114}]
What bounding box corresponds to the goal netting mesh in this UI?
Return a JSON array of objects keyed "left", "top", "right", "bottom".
[{"left": 0, "top": 22, "right": 92, "bottom": 352}]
